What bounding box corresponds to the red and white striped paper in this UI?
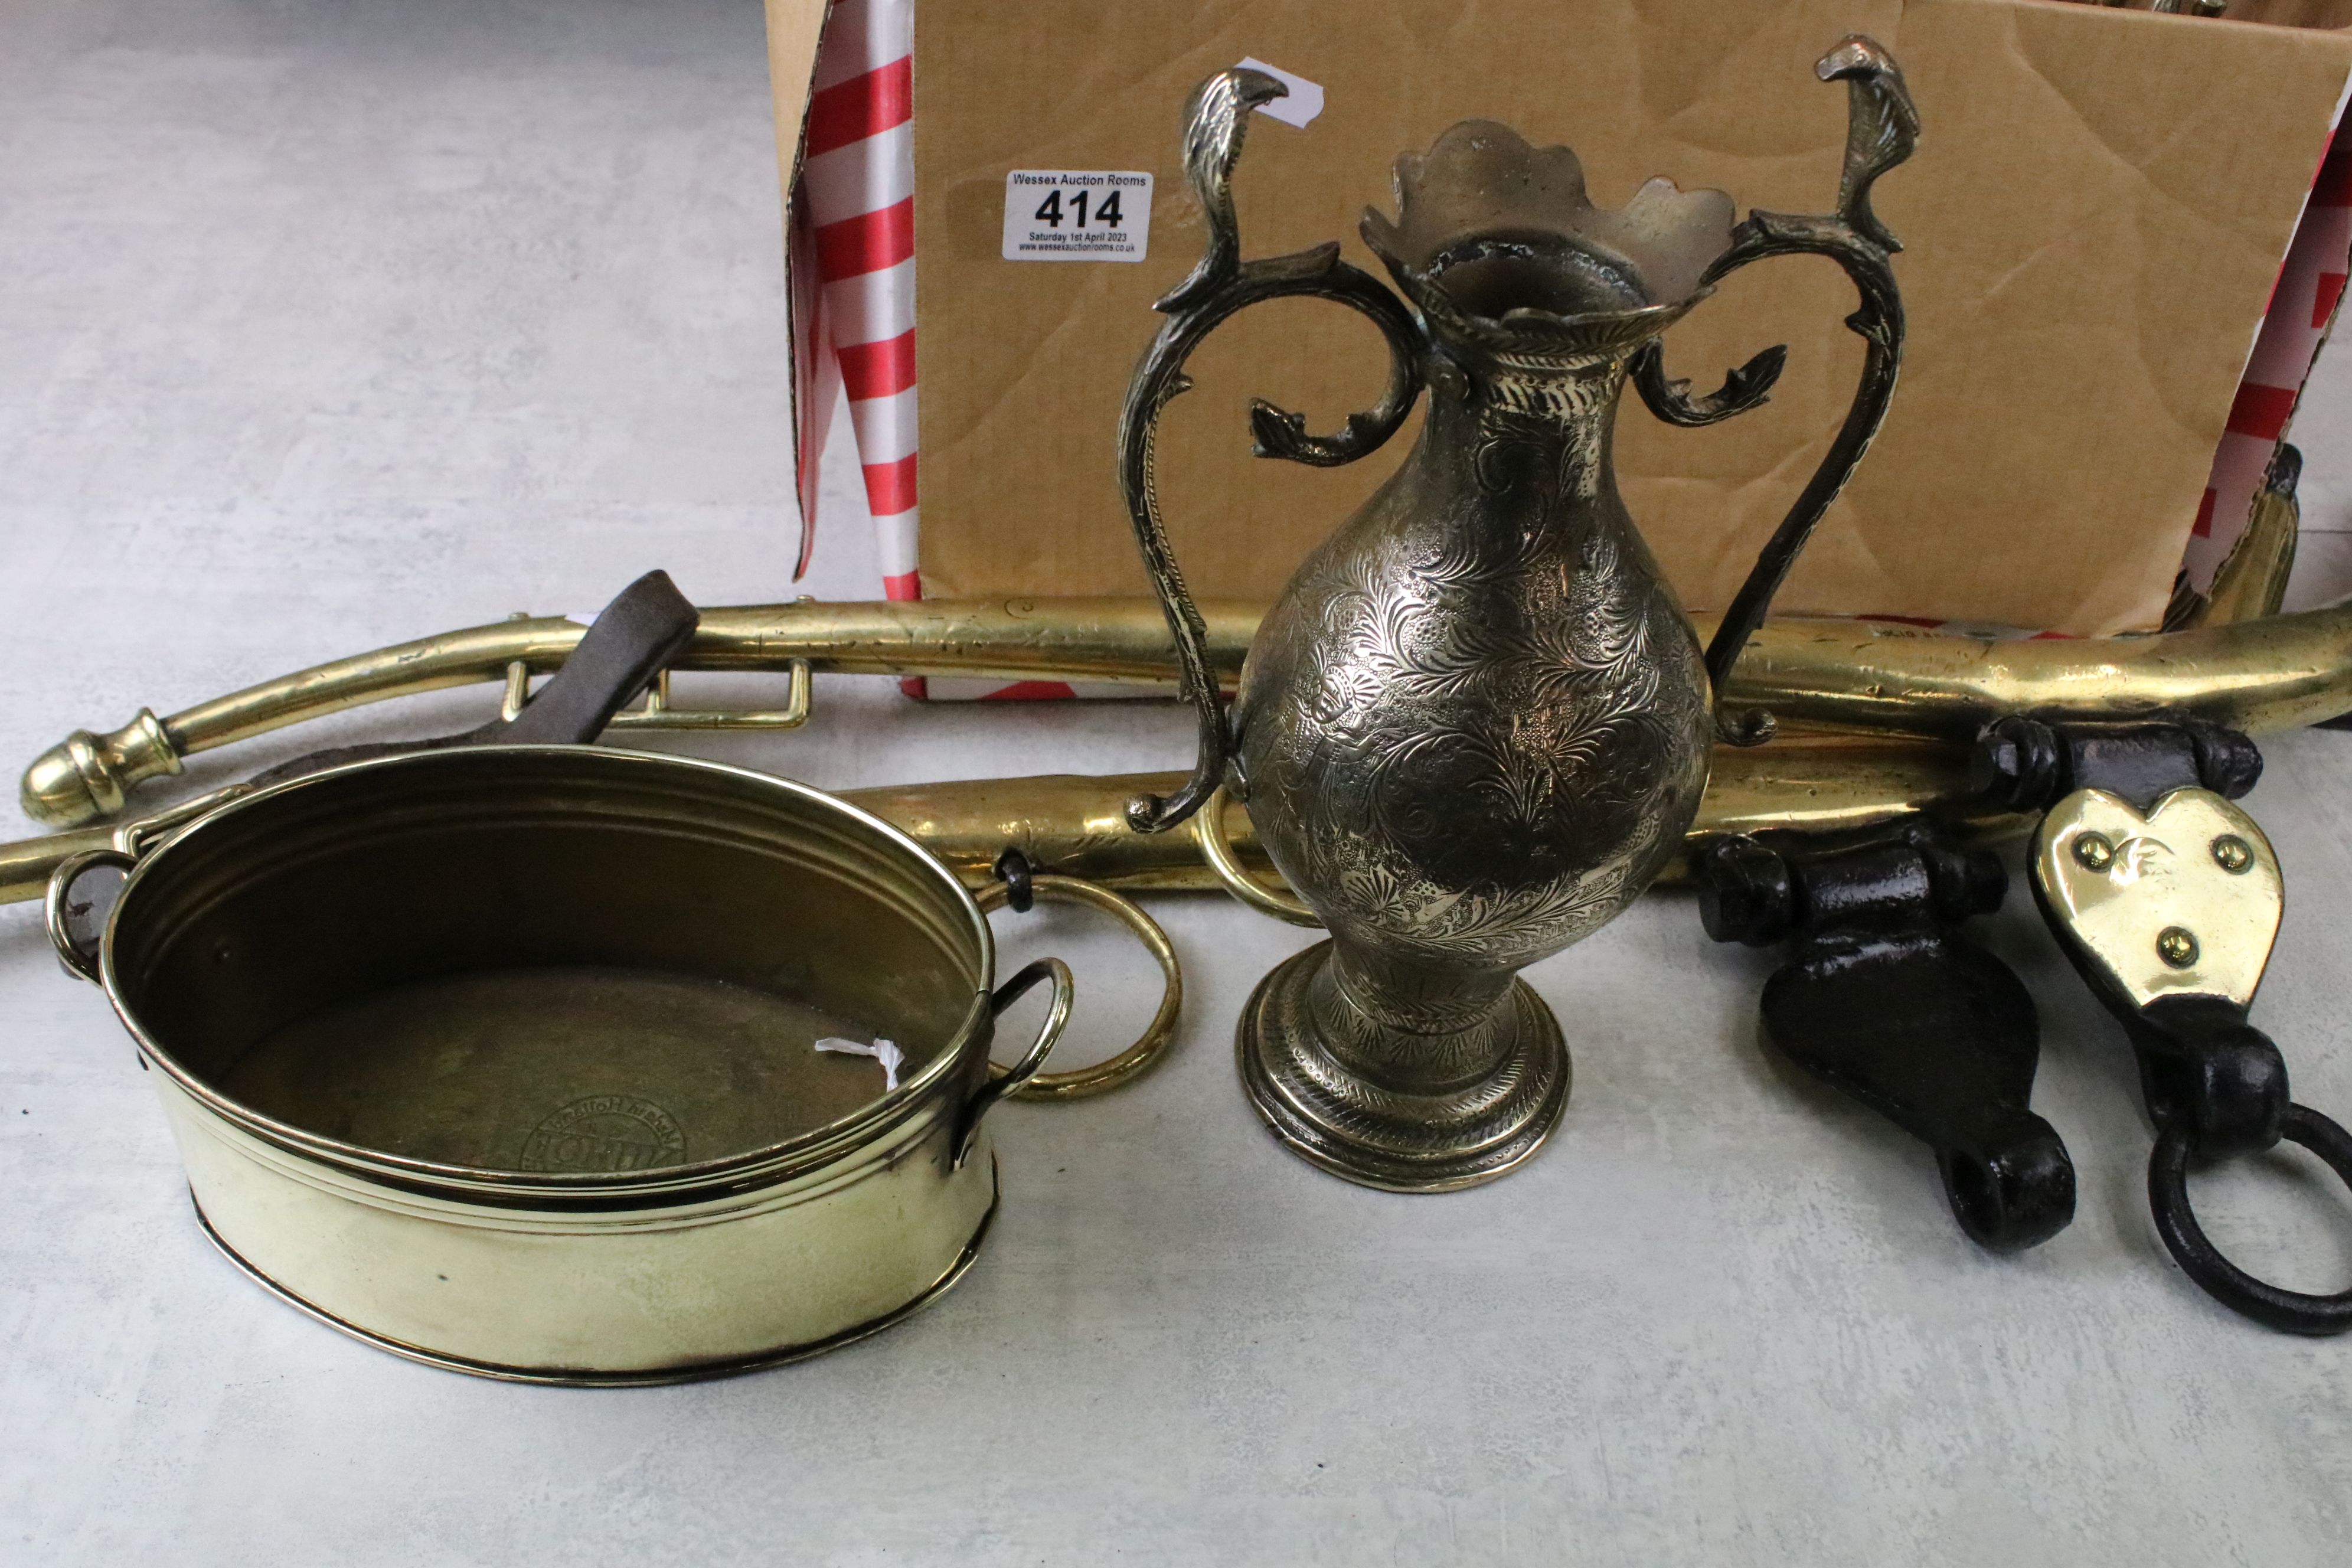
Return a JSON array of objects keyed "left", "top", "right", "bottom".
[
  {"left": 2186, "top": 124, "right": 2352, "bottom": 588},
  {"left": 798, "top": 0, "right": 919, "bottom": 604}
]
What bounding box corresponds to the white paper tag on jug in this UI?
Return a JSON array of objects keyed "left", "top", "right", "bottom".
[{"left": 1002, "top": 171, "right": 1152, "bottom": 262}]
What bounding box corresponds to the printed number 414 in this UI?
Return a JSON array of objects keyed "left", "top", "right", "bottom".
[{"left": 1033, "top": 188, "right": 1123, "bottom": 230}]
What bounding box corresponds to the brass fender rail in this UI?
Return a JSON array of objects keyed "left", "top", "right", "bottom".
[
  {"left": 0, "top": 739, "right": 2008, "bottom": 909},
  {"left": 21, "top": 593, "right": 2352, "bottom": 831}
]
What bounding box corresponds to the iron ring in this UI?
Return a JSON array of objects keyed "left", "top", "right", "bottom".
[
  {"left": 2147, "top": 1102, "right": 2352, "bottom": 1335},
  {"left": 978, "top": 874, "right": 1182, "bottom": 1100}
]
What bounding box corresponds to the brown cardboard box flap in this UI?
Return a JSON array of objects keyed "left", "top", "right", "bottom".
[
  {"left": 764, "top": 0, "right": 831, "bottom": 566},
  {"left": 919, "top": 0, "right": 2352, "bottom": 635},
  {"left": 785, "top": 1, "right": 2352, "bottom": 635}
]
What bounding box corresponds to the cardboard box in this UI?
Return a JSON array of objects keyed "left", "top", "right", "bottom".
[{"left": 768, "top": 0, "right": 2352, "bottom": 638}]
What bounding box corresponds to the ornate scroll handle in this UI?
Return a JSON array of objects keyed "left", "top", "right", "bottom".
[
  {"left": 1635, "top": 35, "right": 1919, "bottom": 747},
  {"left": 1118, "top": 68, "right": 1426, "bottom": 834}
]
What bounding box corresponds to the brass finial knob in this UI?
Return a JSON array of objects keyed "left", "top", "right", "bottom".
[{"left": 18, "top": 710, "right": 182, "bottom": 828}]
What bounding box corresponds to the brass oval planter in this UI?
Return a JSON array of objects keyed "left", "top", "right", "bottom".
[{"left": 46, "top": 746, "right": 1074, "bottom": 1383}]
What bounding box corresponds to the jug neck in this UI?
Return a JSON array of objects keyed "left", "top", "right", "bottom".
[{"left": 1425, "top": 342, "right": 1637, "bottom": 507}]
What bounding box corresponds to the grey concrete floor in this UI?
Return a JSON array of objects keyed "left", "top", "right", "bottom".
[{"left": 4, "top": 3, "right": 2351, "bottom": 1564}]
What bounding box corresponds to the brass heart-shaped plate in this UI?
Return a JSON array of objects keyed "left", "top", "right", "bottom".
[{"left": 2031, "top": 786, "right": 2282, "bottom": 1010}]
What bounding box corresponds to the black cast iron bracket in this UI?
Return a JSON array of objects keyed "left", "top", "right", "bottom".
[
  {"left": 1979, "top": 713, "right": 2352, "bottom": 1334},
  {"left": 1697, "top": 818, "right": 2077, "bottom": 1252}
]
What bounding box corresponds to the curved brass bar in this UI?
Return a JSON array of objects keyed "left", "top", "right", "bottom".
[
  {"left": 844, "top": 739, "right": 2010, "bottom": 895},
  {"left": 2188, "top": 468, "right": 2300, "bottom": 629},
  {"left": 24, "top": 593, "right": 2352, "bottom": 829},
  {"left": 0, "top": 737, "right": 2002, "bottom": 909},
  {"left": 0, "top": 822, "right": 116, "bottom": 907},
  {"left": 19, "top": 599, "right": 1266, "bottom": 827},
  {"left": 1725, "top": 606, "right": 2352, "bottom": 740}
]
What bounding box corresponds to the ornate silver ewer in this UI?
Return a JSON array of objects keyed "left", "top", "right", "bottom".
[{"left": 1118, "top": 39, "right": 1920, "bottom": 1190}]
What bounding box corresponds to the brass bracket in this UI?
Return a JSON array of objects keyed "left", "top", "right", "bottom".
[
  {"left": 602, "top": 663, "right": 812, "bottom": 732},
  {"left": 492, "top": 603, "right": 812, "bottom": 735}
]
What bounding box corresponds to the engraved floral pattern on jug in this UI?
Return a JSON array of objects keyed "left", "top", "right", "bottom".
[{"left": 1236, "top": 347, "right": 1712, "bottom": 974}]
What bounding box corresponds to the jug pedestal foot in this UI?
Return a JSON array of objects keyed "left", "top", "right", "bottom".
[{"left": 1235, "top": 940, "right": 1570, "bottom": 1192}]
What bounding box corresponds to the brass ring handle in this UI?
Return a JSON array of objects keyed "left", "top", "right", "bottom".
[
  {"left": 1191, "top": 789, "right": 1321, "bottom": 928},
  {"left": 44, "top": 847, "right": 139, "bottom": 985},
  {"left": 956, "top": 956, "right": 1074, "bottom": 1165},
  {"left": 978, "top": 875, "right": 1183, "bottom": 1099}
]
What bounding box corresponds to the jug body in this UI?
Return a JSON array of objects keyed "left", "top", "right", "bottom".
[
  {"left": 1227, "top": 340, "right": 1710, "bottom": 1188},
  {"left": 1236, "top": 350, "right": 1711, "bottom": 979}
]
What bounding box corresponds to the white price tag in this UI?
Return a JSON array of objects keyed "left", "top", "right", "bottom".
[{"left": 1002, "top": 170, "right": 1152, "bottom": 262}]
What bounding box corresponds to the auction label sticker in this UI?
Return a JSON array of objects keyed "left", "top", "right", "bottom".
[{"left": 1002, "top": 170, "right": 1152, "bottom": 262}]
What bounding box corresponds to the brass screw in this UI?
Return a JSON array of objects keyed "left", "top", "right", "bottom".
[
  {"left": 2157, "top": 926, "right": 2200, "bottom": 969},
  {"left": 2211, "top": 835, "right": 2252, "bottom": 874},
  {"left": 2073, "top": 832, "right": 2115, "bottom": 873}
]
